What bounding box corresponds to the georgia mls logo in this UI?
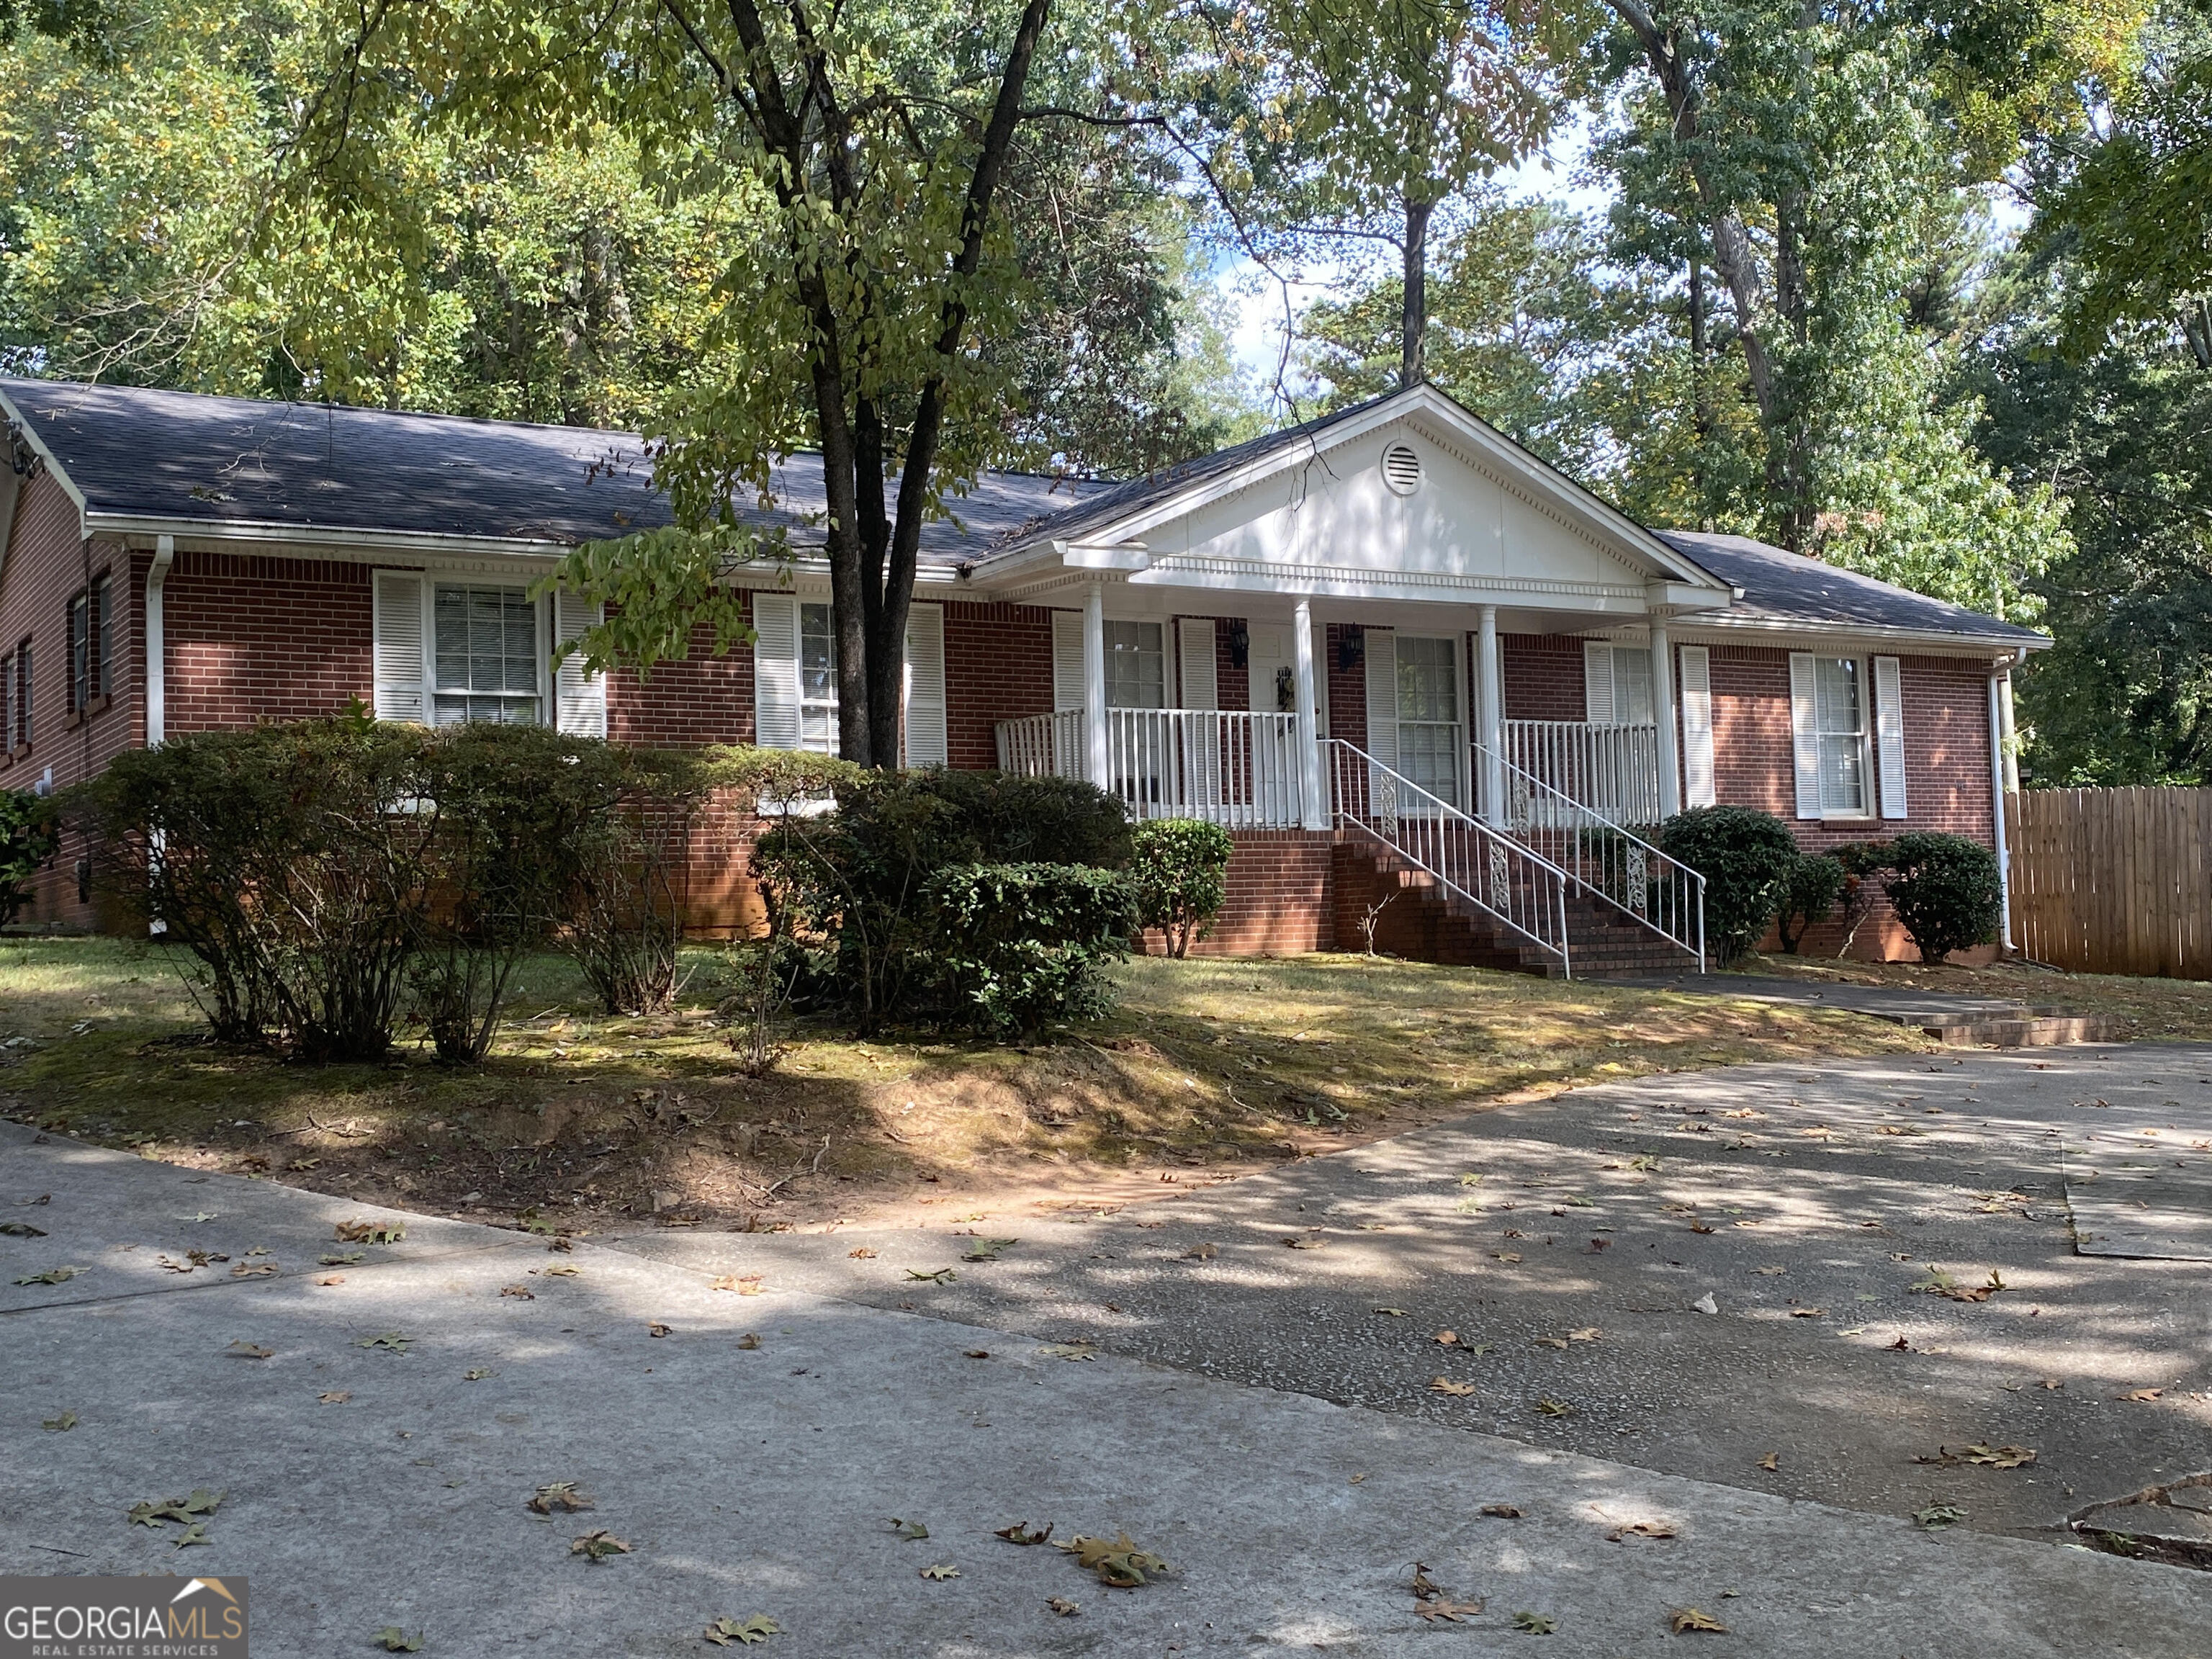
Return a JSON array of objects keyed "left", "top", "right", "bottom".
[{"left": 1, "top": 1574, "right": 249, "bottom": 1657}]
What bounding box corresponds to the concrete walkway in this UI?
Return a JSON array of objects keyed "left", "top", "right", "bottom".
[{"left": 4, "top": 1066, "right": 2209, "bottom": 1654}]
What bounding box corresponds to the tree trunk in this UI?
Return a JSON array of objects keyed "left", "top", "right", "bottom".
[{"left": 1401, "top": 194, "right": 1433, "bottom": 390}]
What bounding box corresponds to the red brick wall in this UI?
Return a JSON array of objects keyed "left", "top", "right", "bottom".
[
  {"left": 0, "top": 472, "right": 146, "bottom": 926},
  {"left": 944, "top": 600, "right": 1054, "bottom": 770},
  {"left": 1211, "top": 617, "right": 1249, "bottom": 713},
  {"left": 607, "top": 598, "right": 753, "bottom": 748},
  {"left": 166, "top": 552, "right": 373, "bottom": 731},
  {"left": 1325, "top": 624, "right": 1365, "bottom": 745},
  {"left": 1501, "top": 633, "right": 1588, "bottom": 721}
]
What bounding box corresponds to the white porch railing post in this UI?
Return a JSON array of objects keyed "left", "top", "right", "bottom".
[
  {"left": 1082, "top": 581, "right": 1109, "bottom": 790},
  {"left": 1292, "top": 596, "right": 1324, "bottom": 830},
  {"left": 1477, "top": 603, "right": 1504, "bottom": 827},
  {"left": 1651, "top": 616, "right": 1681, "bottom": 821}
]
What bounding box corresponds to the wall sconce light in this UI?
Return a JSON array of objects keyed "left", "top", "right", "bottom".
[
  {"left": 1226, "top": 620, "right": 1249, "bottom": 669},
  {"left": 1336, "top": 628, "right": 1364, "bottom": 675}
]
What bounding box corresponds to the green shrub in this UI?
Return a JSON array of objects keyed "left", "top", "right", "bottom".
[
  {"left": 1130, "top": 819, "right": 1233, "bottom": 958},
  {"left": 926, "top": 863, "right": 1136, "bottom": 1035},
  {"left": 1658, "top": 806, "right": 1799, "bottom": 965},
  {"left": 1775, "top": 854, "right": 1846, "bottom": 953},
  {"left": 750, "top": 768, "right": 1131, "bottom": 1030},
  {"left": 1825, "top": 840, "right": 1895, "bottom": 958},
  {"left": 0, "top": 787, "right": 58, "bottom": 925},
  {"left": 1884, "top": 832, "right": 2001, "bottom": 963}
]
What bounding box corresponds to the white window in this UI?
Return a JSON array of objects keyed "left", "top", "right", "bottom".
[
  {"left": 799, "top": 601, "right": 839, "bottom": 754},
  {"left": 1105, "top": 619, "right": 1165, "bottom": 709},
  {"left": 1395, "top": 634, "right": 1463, "bottom": 804},
  {"left": 433, "top": 585, "right": 541, "bottom": 725},
  {"left": 1812, "top": 656, "right": 1868, "bottom": 816}
]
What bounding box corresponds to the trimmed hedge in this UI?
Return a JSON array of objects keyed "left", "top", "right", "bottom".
[
  {"left": 1658, "top": 805, "right": 1799, "bottom": 964},
  {"left": 1884, "top": 832, "right": 2001, "bottom": 963},
  {"left": 927, "top": 863, "right": 1136, "bottom": 1035}
]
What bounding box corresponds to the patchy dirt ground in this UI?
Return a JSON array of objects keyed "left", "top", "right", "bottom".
[{"left": 0, "top": 933, "right": 2125, "bottom": 1241}]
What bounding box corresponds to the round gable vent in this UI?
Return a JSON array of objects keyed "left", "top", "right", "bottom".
[{"left": 1380, "top": 441, "right": 1423, "bottom": 496}]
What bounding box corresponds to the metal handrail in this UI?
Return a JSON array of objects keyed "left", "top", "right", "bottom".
[
  {"left": 1323, "top": 737, "right": 1575, "bottom": 977},
  {"left": 1477, "top": 739, "right": 1706, "bottom": 972}
]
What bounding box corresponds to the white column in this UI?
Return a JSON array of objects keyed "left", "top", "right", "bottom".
[
  {"left": 1476, "top": 603, "right": 1503, "bottom": 824},
  {"left": 145, "top": 534, "right": 175, "bottom": 747},
  {"left": 1292, "top": 596, "right": 1324, "bottom": 829},
  {"left": 1650, "top": 616, "right": 1681, "bottom": 820},
  {"left": 1082, "top": 581, "right": 1109, "bottom": 790}
]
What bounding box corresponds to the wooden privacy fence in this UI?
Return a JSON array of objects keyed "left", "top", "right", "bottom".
[{"left": 2007, "top": 787, "right": 2212, "bottom": 978}]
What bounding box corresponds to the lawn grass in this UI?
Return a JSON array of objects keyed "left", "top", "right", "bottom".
[{"left": 0, "top": 933, "right": 1981, "bottom": 1231}]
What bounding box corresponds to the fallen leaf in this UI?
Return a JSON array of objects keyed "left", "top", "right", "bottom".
[
  {"left": 319, "top": 1252, "right": 364, "bottom": 1266},
  {"left": 1036, "top": 1342, "right": 1097, "bottom": 1361},
  {"left": 906, "top": 1268, "right": 957, "bottom": 1283},
  {"left": 919, "top": 1563, "right": 960, "bottom": 1581},
  {"left": 1532, "top": 1337, "right": 1568, "bottom": 1350},
  {"left": 1375, "top": 1306, "right": 1409, "bottom": 1316},
  {"left": 14, "top": 1266, "right": 84, "bottom": 1285},
  {"left": 1754, "top": 1266, "right": 1786, "bottom": 1277},
  {"left": 1434, "top": 1330, "right": 1462, "bottom": 1346},
  {"left": 647, "top": 1322, "right": 673, "bottom": 1338},
  {"left": 848, "top": 1247, "right": 877, "bottom": 1259},
  {"left": 2120, "top": 1388, "right": 2164, "bottom": 1403},
  {"left": 1915, "top": 1503, "right": 1967, "bottom": 1528},
  {"left": 1416, "top": 1598, "right": 1486, "bottom": 1623},
  {"left": 1606, "top": 1521, "right": 1677, "bottom": 1542},
  {"left": 1182, "top": 1242, "right": 1218, "bottom": 1261},
  {"left": 962, "top": 1238, "right": 1019, "bottom": 1262},
  {"left": 41, "top": 1410, "right": 76, "bottom": 1431},
  {"left": 703, "top": 1614, "right": 781, "bottom": 1646},
  {"left": 541, "top": 1265, "right": 579, "bottom": 1277},
  {"left": 224, "top": 1341, "right": 273, "bottom": 1360},
  {"left": 1693, "top": 1292, "right": 1719, "bottom": 1314},
  {"left": 528, "top": 1481, "right": 595, "bottom": 1514},
  {"left": 358, "top": 1332, "right": 413, "bottom": 1354},
  {"left": 1429, "top": 1376, "right": 1478, "bottom": 1397},
  {"left": 1480, "top": 1504, "right": 1524, "bottom": 1519},
  {"left": 1568, "top": 1328, "right": 1602, "bottom": 1342},
  {"left": 1887, "top": 1336, "right": 1912, "bottom": 1352},
  {"left": 318, "top": 1390, "right": 351, "bottom": 1405},
  {"left": 1757, "top": 1452, "right": 1779, "bottom": 1472},
  {"left": 1046, "top": 1597, "right": 1080, "bottom": 1617},
  {"left": 1535, "top": 1398, "right": 1574, "bottom": 1418},
  {"left": 463, "top": 1367, "right": 495, "bottom": 1380},
  {"left": 1056, "top": 1532, "right": 1169, "bottom": 1587},
  {"left": 1671, "top": 1608, "right": 1729, "bottom": 1634},
  {"left": 127, "top": 1489, "right": 224, "bottom": 1529},
  {"left": 374, "top": 1628, "right": 424, "bottom": 1653},
  {"left": 1689, "top": 1223, "right": 1716, "bottom": 1235},
  {"left": 333, "top": 1220, "right": 405, "bottom": 1245},
  {"left": 570, "top": 1529, "right": 631, "bottom": 1563},
  {"left": 1512, "top": 1611, "right": 1557, "bottom": 1634},
  {"left": 1789, "top": 1308, "right": 1827, "bottom": 1319},
  {"left": 0, "top": 1220, "right": 46, "bottom": 1237},
  {"left": 230, "top": 1260, "right": 276, "bottom": 1278},
  {"left": 710, "top": 1275, "right": 765, "bottom": 1294},
  {"left": 171, "top": 1522, "right": 212, "bottom": 1550},
  {"left": 1493, "top": 1251, "right": 1523, "bottom": 1263},
  {"left": 1920, "top": 1443, "right": 2036, "bottom": 1469},
  {"left": 889, "top": 1517, "right": 930, "bottom": 1541},
  {"left": 315, "top": 1274, "right": 345, "bottom": 1286},
  {"left": 997, "top": 1521, "right": 1054, "bottom": 1545},
  {"left": 501, "top": 1285, "right": 536, "bottom": 1300},
  {"left": 1285, "top": 1235, "right": 1327, "bottom": 1249},
  {"left": 735, "top": 1335, "right": 762, "bottom": 1351}
]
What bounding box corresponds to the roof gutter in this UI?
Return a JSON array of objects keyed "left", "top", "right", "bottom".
[{"left": 1684, "top": 608, "right": 2049, "bottom": 655}]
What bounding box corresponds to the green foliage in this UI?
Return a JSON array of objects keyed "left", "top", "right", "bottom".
[
  {"left": 0, "top": 786, "right": 58, "bottom": 925},
  {"left": 1774, "top": 853, "right": 1846, "bottom": 954},
  {"left": 926, "top": 863, "right": 1136, "bottom": 1035},
  {"left": 1129, "top": 818, "right": 1233, "bottom": 958},
  {"left": 750, "top": 768, "right": 1130, "bottom": 1030},
  {"left": 1658, "top": 806, "right": 1799, "bottom": 965},
  {"left": 1882, "top": 831, "right": 2001, "bottom": 963}
]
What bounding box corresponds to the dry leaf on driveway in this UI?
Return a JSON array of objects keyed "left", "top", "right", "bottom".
[
  {"left": 1056, "top": 1532, "right": 1169, "bottom": 1587},
  {"left": 570, "top": 1530, "right": 631, "bottom": 1563},
  {"left": 1671, "top": 1608, "right": 1729, "bottom": 1633},
  {"left": 1918, "top": 1443, "right": 2036, "bottom": 1469},
  {"left": 997, "top": 1521, "right": 1053, "bottom": 1545},
  {"left": 735, "top": 1334, "right": 762, "bottom": 1351},
  {"left": 1183, "top": 1244, "right": 1218, "bottom": 1261},
  {"left": 1789, "top": 1308, "right": 1827, "bottom": 1319},
  {"left": 647, "top": 1322, "right": 673, "bottom": 1338},
  {"left": 41, "top": 1410, "right": 77, "bottom": 1431},
  {"left": 317, "top": 1391, "right": 350, "bottom": 1405},
  {"left": 889, "top": 1518, "right": 930, "bottom": 1541},
  {"left": 2119, "top": 1388, "right": 2164, "bottom": 1403},
  {"left": 1493, "top": 1251, "right": 1523, "bottom": 1263},
  {"left": 1511, "top": 1611, "right": 1557, "bottom": 1634},
  {"left": 919, "top": 1563, "right": 960, "bottom": 1581},
  {"left": 1532, "top": 1337, "right": 1568, "bottom": 1350},
  {"left": 1535, "top": 1398, "right": 1574, "bottom": 1418},
  {"left": 528, "top": 1482, "right": 595, "bottom": 1514},
  {"left": 1429, "top": 1377, "right": 1478, "bottom": 1398},
  {"left": 333, "top": 1220, "right": 405, "bottom": 1244},
  {"left": 1046, "top": 1598, "right": 1079, "bottom": 1617},
  {"left": 1480, "top": 1504, "right": 1524, "bottom": 1519},
  {"left": 1606, "top": 1521, "right": 1676, "bottom": 1542},
  {"left": 1434, "top": 1330, "right": 1462, "bottom": 1346},
  {"left": 848, "top": 1247, "right": 877, "bottom": 1259},
  {"left": 1284, "top": 1235, "right": 1327, "bottom": 1250},
  {"left": 1036, "top": 1343, "right": 1097, "bottom": 1361},
  {"left": 500, "top": 1285, "right": 535, "bottom": 1300},
  {"left": 703, "top": 1614, "right": 780, "bottom": 1646},
  {"left": 373, "top": 1628, "right": 423, "bottom": 1653},
  {"left": 1915, "top": 1503, "right": 1967, "bottom": 1529},
  {"left": 224, "top": 1341, "right": 272, "bottom": 1360},
  {"left": 1415, "top": 1598, "right": 1485, "bottom": 1623},
  {"left": 1757, "top": 1452, "right": 1780, "bottom": 1472},
  {"left": 1568, "top": 1328, "right": 1602, "bottom": 1342}
]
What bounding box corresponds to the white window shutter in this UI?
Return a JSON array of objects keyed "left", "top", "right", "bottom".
[
  {"left": 902, "top": 603, "right": 948, "bottom": 768},
  {"left": 1051, "top": 611, "right": 1085, "bottom": 713},
  {"left": 1178, "top": 619, "right": 1218, "bottom": 711},
  {"left": 1362, "top": 627, "right": 1398, "bottom": 771},
  {"left": 752, "top": 593, "right": 801, "bottom": 750},
  {"left": 552, "top": 588, "right": 607, "bottom": 737},
  {"left": 1788, "top": 652, "right": 1822, "bottom": 819},
  {"left": 1583, "top": 640, "right": 1615, "bottom": 724},
  {"left": 372, "top": 570, "right": 428, "bottom": 724},
  {"left": 1874, "top": 655, "right": 1907, "bottom": 819},
  {"left": 1678, "top": 645, "right": 1714, "bottom": 809}
]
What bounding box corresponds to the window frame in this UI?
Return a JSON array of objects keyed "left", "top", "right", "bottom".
[
  {"left": 797, "top": 600, "right": 840, "bottom": 755},
  {"left": 1393, "top": 631, "right": 1467, "bottom": 810},
  {"left": 1103, "top": 619, "right": 1168, "bottom": 711},
  {"left": 429, "top": 583, "right": 547, "bottom": 728},
  {"left": 1811, "top": 655, "right": 1872, "bottom": 819},
  {"left": 9, "top": 638, "right": 31, "bottom": 752}
]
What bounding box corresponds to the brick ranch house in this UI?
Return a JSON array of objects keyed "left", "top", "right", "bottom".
[{"left": 0, "top": 377, "right": 2042, "bottom": 974}]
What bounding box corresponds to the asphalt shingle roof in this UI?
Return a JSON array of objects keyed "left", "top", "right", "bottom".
[
  {"left": 0, "top": 379, "right": 1106, "bottom": 560},
  {"left": 2, "top": 378, "right": 2038, "bottom": 645},
  {"left": 1654, "top": 530, "right": 2043, "bottom": 645}
]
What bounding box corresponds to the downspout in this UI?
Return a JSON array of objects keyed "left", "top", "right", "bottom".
[
  {"left": 1987, "top": 660, "right": 2014, "bottom": 953},
  {"left": 145, "top": 535, "right": 174, "bottom": 746}
]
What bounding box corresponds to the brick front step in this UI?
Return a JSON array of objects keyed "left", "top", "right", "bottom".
[{"left": 1330, "top": 837, "right": 1700, "bottom": 979}]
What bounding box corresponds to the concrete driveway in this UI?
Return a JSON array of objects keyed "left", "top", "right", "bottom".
[{"left": 5, "top": 1048, "right": 2210, "bottom": 1657}]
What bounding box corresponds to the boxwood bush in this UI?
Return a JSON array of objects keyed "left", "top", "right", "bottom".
[
  {"left": 1658, "top": 805, "right": 1799, "bottom": 965},
  {"left": 1130, "top": 819, "right": 1233, "bottom": 958},
  {"left": 927, "top": 863, "right": 1136, "bottom": 1035},
  {"left": 1884, "top": 832, "right": 2001, "bottom": 963}
]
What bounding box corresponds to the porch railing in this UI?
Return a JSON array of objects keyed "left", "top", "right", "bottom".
[
  {"left": 995, "top": 709, "right": 1304, "bottom": 829},
  {"left": 1501, "top": 720, "right": 1661, "bottom": 829},
  {"left": 1323, "top": 737, "right": 1573, "bottom": 976},
  {"left": 1479, "top": 739, "right": 1705, "bottom": 971}
]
